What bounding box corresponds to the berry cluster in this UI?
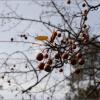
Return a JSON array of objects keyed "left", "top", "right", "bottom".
[
  {"left": 36, "top": 53, "right": 53, "bottom": 72},
  {"left": 36, "top": 29, "right": 89, "bottom": 72}
]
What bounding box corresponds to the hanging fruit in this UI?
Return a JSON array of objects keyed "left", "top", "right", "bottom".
[
  {"left": 78, "top": 58, "right": 85, "bottom": 65},
  {"left": 76, "top": 53, "right": 82, "bottom": 59},
  {"left": 38, "top": 62, "right": 45, "bottom": 70},
  {"left": 62, "top": 52, "right": 69, "bottom": 60},
  {"left": 44, "top": 53, "right": 48, "bottom": 59},
  {"left": 36, "top": 53, "right": 43, "bottom": 61},
  {"left": 49, "top": 31, "right": 57, "bottom": 43},
  {"left": 47, "top": 59, "right": 53, "bottom": 65},
  {"left": 44, "top": 64, "right": 52, "bottom": 72}
]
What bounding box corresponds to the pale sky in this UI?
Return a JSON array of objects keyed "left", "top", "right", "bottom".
[{"left": 0, "top": 0, "right": 100, "bottom": 100}]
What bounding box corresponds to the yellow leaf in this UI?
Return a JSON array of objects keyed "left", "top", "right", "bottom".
[{"left": 35, "top": 36, "right": 48, "bottom": 41}]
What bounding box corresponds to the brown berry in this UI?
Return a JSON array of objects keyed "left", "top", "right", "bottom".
[
  {"left": 82, "top": 3, "right": 86, "bottom": 7},
  {"left": 38, "top": 62, "right": 45, "bottom": 70},
  {"left": 47, "top": 59, "right": 52, "bottom": 65},
  {"left": 49, "top": 32, "right": 57, "bottom": 43},
  {"left": 59, "top": 69, "right": 63, "bottom": 72},
  {"left": 55, "top": 53, "right": 60, "bottom": 59},
  {"left": 76, "top": 53, "right": 82, "bottom": 59},
  {"left": 70, "top": 59, "right": 77, "bottom": 65},
  {"left": 57, "top": 33, "right": 61, "bottom": 37},
  {"left": 75, "top": 69, "right": 81, "bottom": 74},
  {"left": 67, "top": 0, "right": 71, "bottom": 4},
  {"left": 78, "top": 58, "right": 85, "bottom": 65},
  {"left": 36, "top": 53, "right": 43, "bottom": 61},
  {"left": 53, "top": 31, "right": 57, "bottom": 36},
  {"left": 62, "top": 52, "right": 68, "bottom": 59},
  {"left": 44, "top": 64, "right": 52, "bottom": 72},
  {"left": 44, "top": 53, "right": 48, "bottom": 59}
]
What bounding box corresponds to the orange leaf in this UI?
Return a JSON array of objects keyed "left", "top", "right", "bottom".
[{"left": 35, "top": 36, "right": 48, "bottom": 41}]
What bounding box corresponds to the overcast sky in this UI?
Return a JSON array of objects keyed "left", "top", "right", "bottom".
[{"left": 0, "top": 0, "right": 100, "bottom": 100}]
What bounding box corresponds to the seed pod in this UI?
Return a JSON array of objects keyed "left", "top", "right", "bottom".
[
  {"left": 44, "top": 64, "right": 52, "bottom": 72},
  {"left": 38, "top": 62, "right": 45, "bottom": 70},
  {"left": 36, "top": 53, "right": 43, "bottom": 61},
  {"left": 67, "top": 0, "right": 71, "bottom": 4},
  {"left": 47, "top": 59, "right": 53, "bottom": 65},
  {"left": 62, "top": 52, "right": 68, "bottom": 59},
  {"left": 78, "top": 58, "right": 85, "bottom": 65},
  {"left": 49, "top": 31, "right": 57, "bottom": 43}
]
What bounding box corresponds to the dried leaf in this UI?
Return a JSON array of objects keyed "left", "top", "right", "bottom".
[{"left": 35, "top": 36, "right": 48, "bottom": 41}]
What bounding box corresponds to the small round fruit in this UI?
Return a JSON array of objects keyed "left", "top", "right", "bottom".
[
  {"left": 70, "top": 59, "right": 77, "bottom": 65},
  {"left": 57, "top": 33, "right": 61, "bottom": 37},
  {"left": 44, "top": 64, "right": 52, "bottom": 72},
  {"left": 82, "top": 3, "right": 86, "bottom": 7},
  {"left": 24, "top": 36, "right": 27, "bottom": 40},
  {"left": 53, "top": 31, "right": 57, "bottom": 36},
  {"left": 67, "top": 0, "right": 71, "bottom": 4},
  {"left": 76, "top": 53, "right": 82, "bottom": 59},
  {"left": 55, "top": 53, "right": 60, "bottom": 59},
  {"left": 38, "top": 62, "right": 45, "bottom": 70},
  {"left": 78, "top": 58, "right": 85, "bottom": 65},
  {"left": 47, "top": 59, "right": 53, "bottom": 65},
  {"left": 62, "top": 52, "right": 68, "bottom": 59},
  {"left": 44, "top": 53, "right": 48, "bottom": 59},
  {"left": 59, "top": 69, "right": 63, "bottom": 72},
  {"left": 36, "top": 53, "right": 43, "bottom": 61},
  {"left": 74, "top": 69, "right": 81, "bottom": 74}
]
